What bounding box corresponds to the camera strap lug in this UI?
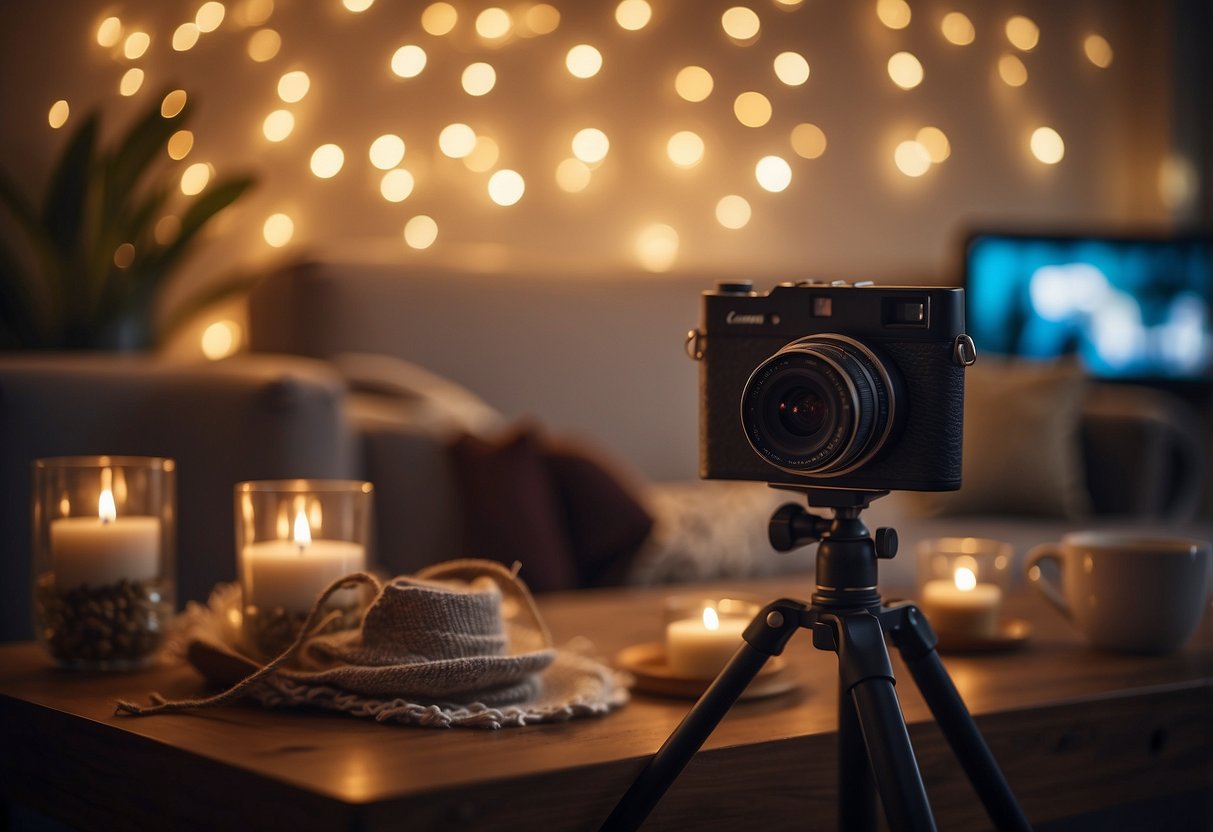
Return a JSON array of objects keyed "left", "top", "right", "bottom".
[
  {"left": 952, "top": 334, "right": 977, "bottom": 367},
  {"left": 685, "top": 328, "right": 705, "bottom": 361}
]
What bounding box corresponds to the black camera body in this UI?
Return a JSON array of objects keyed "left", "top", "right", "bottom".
[{"left": 695, "top": 280, "right": 973, "bottom": 492}]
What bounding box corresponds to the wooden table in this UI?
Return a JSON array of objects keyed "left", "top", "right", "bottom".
[{"left": 2, "top": 576, "right": 1210, "bottom": 831}]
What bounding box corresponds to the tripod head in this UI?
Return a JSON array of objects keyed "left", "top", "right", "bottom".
[{"left": 767, "top": 487, "right": 898, "bottom": 613}]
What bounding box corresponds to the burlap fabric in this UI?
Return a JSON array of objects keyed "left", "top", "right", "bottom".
[{"left": 117, "top": 560, "right": 629, "bottom": 729}]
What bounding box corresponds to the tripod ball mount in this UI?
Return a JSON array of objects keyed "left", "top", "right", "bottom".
[{"left": 602, "top": 488, "right": 1031, "bottom": 832}]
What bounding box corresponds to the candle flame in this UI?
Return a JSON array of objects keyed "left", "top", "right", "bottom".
[
  {"left": 98, "top": 488, "right": 117, "bottom": 524},
  {"left": 702, "top": 605, "right": 720, "bottom": 631},
  {"left": 293, "top": 510, "right": 312, "bottom": 549},
  {"left": 954, "top": 566, "right": 977, "bottom": 592}
]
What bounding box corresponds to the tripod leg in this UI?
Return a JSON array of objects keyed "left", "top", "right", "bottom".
[
  {"left": 838, "top": 675, "right": 878, "bottom": 832},
  {"left": 824, "top": 611, "right": 938, "bottom": 832},
  {"left": 600, "top": 600, "right": 805, "bottom": 832},
  {"left": 888, "top": 605, "right": 1033, "bottom": 832}
]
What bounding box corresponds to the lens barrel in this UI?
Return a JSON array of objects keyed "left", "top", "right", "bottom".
[{"left": 741, "top": 335, "right": 896, "bottom": 476}]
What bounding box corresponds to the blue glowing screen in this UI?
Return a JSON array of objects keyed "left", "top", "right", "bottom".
[{"left": 964, "top": 232, "right": 1212, "bottom": 380}]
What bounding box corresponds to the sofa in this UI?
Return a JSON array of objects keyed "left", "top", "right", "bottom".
[{"left": 1, "top": 257, "right": 1209, "bottom": 642}]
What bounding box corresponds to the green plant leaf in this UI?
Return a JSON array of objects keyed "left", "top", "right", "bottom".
[
  {"left": 41, "top": 112, "right": 98, "bottom": 258},
  {"left": 103, "top": 92, "right": 188, "bottom": 223},
  {"left": 141, "top": 174, "right": 255, "bottom": 281},
  {"left": 156, "top": 270, "right": 261, "bottom": 345}
]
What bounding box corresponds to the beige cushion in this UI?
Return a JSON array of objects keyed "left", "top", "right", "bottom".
[{"left": 910, "top": 360, "right": 1091, "bottom": 519}]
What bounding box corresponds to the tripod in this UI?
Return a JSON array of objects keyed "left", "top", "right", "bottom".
[{"left": 601, "top": 488, "right": 1032, "bottom": 832}]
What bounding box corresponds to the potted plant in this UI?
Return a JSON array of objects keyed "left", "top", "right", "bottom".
[{"left": 0, "top": 91, "right": 255, "bottom": 350}]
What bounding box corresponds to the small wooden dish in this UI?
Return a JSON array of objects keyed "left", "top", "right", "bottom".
[
  {"left": 936, "top": 618, "right": 1032, "bottom": 654},
  {"left": 614, "top": 642, "right": 798, "bottom": 700}
]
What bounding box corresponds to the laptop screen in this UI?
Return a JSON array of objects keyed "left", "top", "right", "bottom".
[{"left": 963, "top": 231, "right": 1213, "bottom": 381}]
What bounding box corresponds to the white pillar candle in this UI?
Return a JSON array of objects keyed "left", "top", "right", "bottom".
[
  {"left": 49, "top": 487, "right": 160, "bottom": 588},
  {"left": 919, "top": 566, "right": 1002, "bottom": 637},
  {"left": 242, "top": 511, "right": 365, "bottom": 613},
  {"left": 666, "top": 606, "right": 748, "bottom": 678}
]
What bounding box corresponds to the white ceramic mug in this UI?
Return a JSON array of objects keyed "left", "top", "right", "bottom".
[{"left": 1025, "top": 531, "right": 1211, "bottom": 653}]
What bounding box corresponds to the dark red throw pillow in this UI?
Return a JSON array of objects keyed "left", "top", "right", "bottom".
[{"left": 447, "top": 425, "right": 654, "bottom": 591}]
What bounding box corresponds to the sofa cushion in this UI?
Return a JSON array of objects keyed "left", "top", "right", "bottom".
[{"left": 909, "top": 360, "right": 1091, "bottom": 519}]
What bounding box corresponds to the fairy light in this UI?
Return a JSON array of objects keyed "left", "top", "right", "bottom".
[
  {"left": 790, "top": 123, "right": 826, "bottom": 159},
  {"left": 524, "top": 4, "right": 560, "bottom": 35},
  {"left": 876, "top": 0, "right": 911, "bottom": 30},
  {"left": 1006, "top": 15, "right": 1039, "bottom": 51},
  {"left": 715, "top": 195, "right": 751, "bottom": 229},
  {"left": 916, "top": 126, "right": 950, "bottom": 162},
  {"left": 168, "top": 130, "right": 194, "bottom": 159},
  {"left": 263, "top": 213, "right": 294, "bottom": 247},
  {"left": 97, "top": 17, "right": 123, "bottom": 48},
  {"left": 277, "top": 70, "right": 310, "bottom": 103},
  {"left": 247, "top": 29, "right": 281, "bottom": 62},
  {"left": 262, "top": 110, "right": 294, "bottom": 142},
  {"left": 48, "top": 100, "right": 70, "bottom": 129},
  {"left": 894, "top": 141, "right": 931, "bottom": 176},
  {"left": 566, "top": 44, "right": 603, "bottom": 78},
  {"left": 421, "top": 3, "right": 457, "bottom": 36},
  {"left": 887, "top": 52, "right": 924, "bottom": 89},
  {"left": 1029, "top": 127, "right": 1064, "bottom": 164},
  {"left": 755, "top": 155, "right": 792, "bottom": 192},
  {"left": 666, "top": 131, "right": 705, "bottom": 168},
  {"left": 391, "top": 45, "right": 427, "bottom": 79},
  {"left": 181, "top": 162, "right": 212, "bottom": 195},
  {"left": 998, "top": 54, "right": 1028, "bottom": 87},
  {"left": 369, "top": 134, "right": 406, "bottom": 169},
  {"left": 201, "top": 320, "right": 241, "bottom": 360},
  {"left": 556, "top": 158, "right": 592, "bottom": 192},
  {"left": 124, "top": 31, "right": 150, "bottom": 60},
  {"left": 241, "top": 0, "right": 274, "bottom": 27},
  {"left": 488, "top": 170, "right": 525, "bottom": 206},
  {"left": 773, "top": 52, "right": 809, "bottom": 86},
  {"left": 404, "top": 215, "right": 438, "bottom": 249},
  {"left": 941, "top": 12, "right": 975, "bottom": 46},
  {"left": 196, "top": 2, "right": 226, "bottom": 32},
  {"left": 721, "top": 7, "right": 760, "bottom": 42},
  {"left": 1084, "top": 34, "right": 1113, "bottom": 68},
  {"left": 342, "top": 0, "right": 374, "bottom": 12},
  {"left": 615, "top": 0, "right": 652, "bottom": 31},
  {"left": 310, "top": 144, "right": 345, "bottom": 178},
  {"left": 464, "top": 136, "right": 500, "bottom": 172},
  {"left": 572, "top": 128, "right": 610, "bottom": 165},
  {"left": 476, "top": 7, "right": 511, "bottom": 40},
  {"left": 462, "top": 62, "right": 496, "bottom": 96},
  {"left": 173, "top": 23, "right": 201, "bottom": 51},
  {"left": 379, "top": 169, "right": 415, "bottom": 202},
  {"left": 161, "top": 90, "right": 188, "bottom": 118},
  {"left": 734, "top": 91, "right": 772, "bottom": 127},
  {"left": 635, "top": 223, "right": 679, "bottom": 272},
  {"left": 113, "top": 243, "right": 136, "bottom": 269},
  {"left": 675, "top": 66, "right": 713, "bottom": 102},
  {"left": 120, "top": 69, "right": 144, "bottom": 97},
  {"left": 438, "top": 123, "right": 476, "bottom": 158}
]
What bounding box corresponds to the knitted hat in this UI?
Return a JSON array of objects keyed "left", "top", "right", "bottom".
[{"left": 118, "top": 560, "right": 629, "bottom": 729}]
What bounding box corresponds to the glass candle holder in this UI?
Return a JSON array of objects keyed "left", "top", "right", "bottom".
[
  {"left": 32, "top": 456, "right": 176, "bottom": 670},
  {"left": 663, "top": 594, "right": 762, "bottom": 679},
  {"left": 916, "top": 537, "right": 1013, "bottom": 638},
  {"left": 235, "top": 479, "right": 374, "bottom": 659}
]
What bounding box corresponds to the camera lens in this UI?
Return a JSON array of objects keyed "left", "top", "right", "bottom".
[
  {"left": 741, "top": 335, "right": 898, "bottom": 477},
  {"left": 777, "top": 388, "right": 829, "bottom": 437}
]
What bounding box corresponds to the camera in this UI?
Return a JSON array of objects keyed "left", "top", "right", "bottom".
[{"left": 691, "top": 280, "right": 976, "bottom": 492}]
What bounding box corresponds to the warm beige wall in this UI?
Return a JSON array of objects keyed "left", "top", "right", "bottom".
[{"left": 0, "top": 0, "right": 1186, "bottom": 332}]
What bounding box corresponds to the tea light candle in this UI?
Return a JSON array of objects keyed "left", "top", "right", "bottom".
[
  {"left": 50, "top": 487, "right": 160, "bottom": 588},
  {"left": 242, "top": 510, "right": 365, "bottom": 613},
  {"left": 666, "top": 605, "right": 748, "bottom": 678},
  {"left": 920, "top": 566, "right": 1002, "bottom": 637}
]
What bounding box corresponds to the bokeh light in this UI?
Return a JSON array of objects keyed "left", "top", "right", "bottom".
[
  {"left": 524, "top": 4, "right": 560, "bottom": 35},
  {"left": 572, "top": 128, "right": 610, "bottom": 164},
  {"left": 476, "top": 8, "right": 512, "bottom": 40},
  {"left": 464, "top": 136, "right": 500, "bottom": 172},
  {"left": 97, "top": 16, "right": 123, "bottom": 48},
  {"left": 48, "top": 100, "right": 70, "bottom": 129},
  {"left": 715, "top": 195, "right": 751, "bottom": 229},
  {"left": 201, "top": 320, "right": 241, "bottom": 360},
  {"left": 773, "top": 52, "right": 809, "bottom": 86},
  {"left": 755, "top": 155, "right": 792, "bottom": 192},
  {"left": 168, "top": 129, "right": 195, "bottom": 159},
  {"left": 277, "top": 70, "right": 310, "bottom": 102},
  {"left": 916, "top": 126, "right": 950, "bottom": 162},
  {"left": 124, "top": 31, "right": 150, "bottom": 60},
  {"left": 721, "top": 7, "right": 760, "bottom": 42},
  {"left": 566, "top": 44, "right": 603, "bottom": 78},
  {"left": 894, "top": 141, "right": 931, "bottom": 177},
  {"left": 876, "top": 0, "right": 911, "bottom": 30},
  {"left": 181, "top": 162, "right": 212, "bottom": 195},
  {"left": 941, "top": 12, "right": 975, "bottom": 46},
  {"left": 113, "top": 243, "right": 136, "bottom": 269},
  {"left": 369, "top": 134, "right": 406, "bottom": 169},
  {"left": 247, "top": 29, "right": 281, "bottom": 62},
  {"left": 421, "top": 3, "right": 457, "bottom": 36},
  {"left": 263, "top": 213, "right": 294, "bottom": 247},
  {"left": 154, "top": 215, "right": 181, "bottom": 245},
  {"left": 675, "top": 66, "right": 714, "bottom": 102},
  {"left": 262, "top": 110, "right": 294, "bottom": 142},
  {"left": 173, "top": 22, "right": 201, "bottom": 51},
  {"left": 790, "top": 123, "right": 826, "bottom": 159},
  {"left": 887, "top": 52, "right": 924, "bottom": 89},
  {"left": 438, "top": 123, "right": 476, "bottom": 158},
  {"left": 1006, "top": 15, "right": 1039, "bottom": 51},
  {"left": 119, "top": 69, "right": 144, "bottom": 97},
  {"left": 379, "top": 169, "right": 415, "bottom": 202},
  {"left": 240, "top": 0, "right": 274, "bottom": 27},
  {"left": 342, "top": 0, "right": 374, "bottom": 12},
  {"left": 615, "top": 0, "right": 652, "bottom": 31},
  {"left": 998, "top": 54, "right": 1028, "bottom": 87},
  {"left": 1029, "top": 127, "right": 1064, "bottom": 164},
  {"left": 666, "top": 131, "right": 705, "bottom": 168},
  {"left": 734, "top": 91, "right": 772, "bottom": 127},
  {"left": 196, "top": 2, "right": 226, "bottom": 32},
  {"left": 1084, "top": 34, "right": 1113, "bottom": 68},
  {"left": 391, "top": 45, "right": 427, "bottom": 79},
  {"left": 462, "top": 62, "right": 496, "bottom": 96},
  {"left": 310, "top": 144, "right": 345, "bottom": 178},
  {"left": 488, "top": 169, "right": 525, "bottom": 206},
  {"left": 556, "top": 158, "right": 592, "bottom": 192},
  {"left": 635, "top": 223, "right": 679, "bottom": 272},
  {"left": 161, "top": 89, "right": 188, "bottom": 118},
  {"left": 404, "top": 215, "right": 438, "bottom": 249}
]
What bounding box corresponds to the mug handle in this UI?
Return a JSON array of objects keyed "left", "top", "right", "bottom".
[{"left": 1024, "top": 543, "right": 1071, "bottom": 620}]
